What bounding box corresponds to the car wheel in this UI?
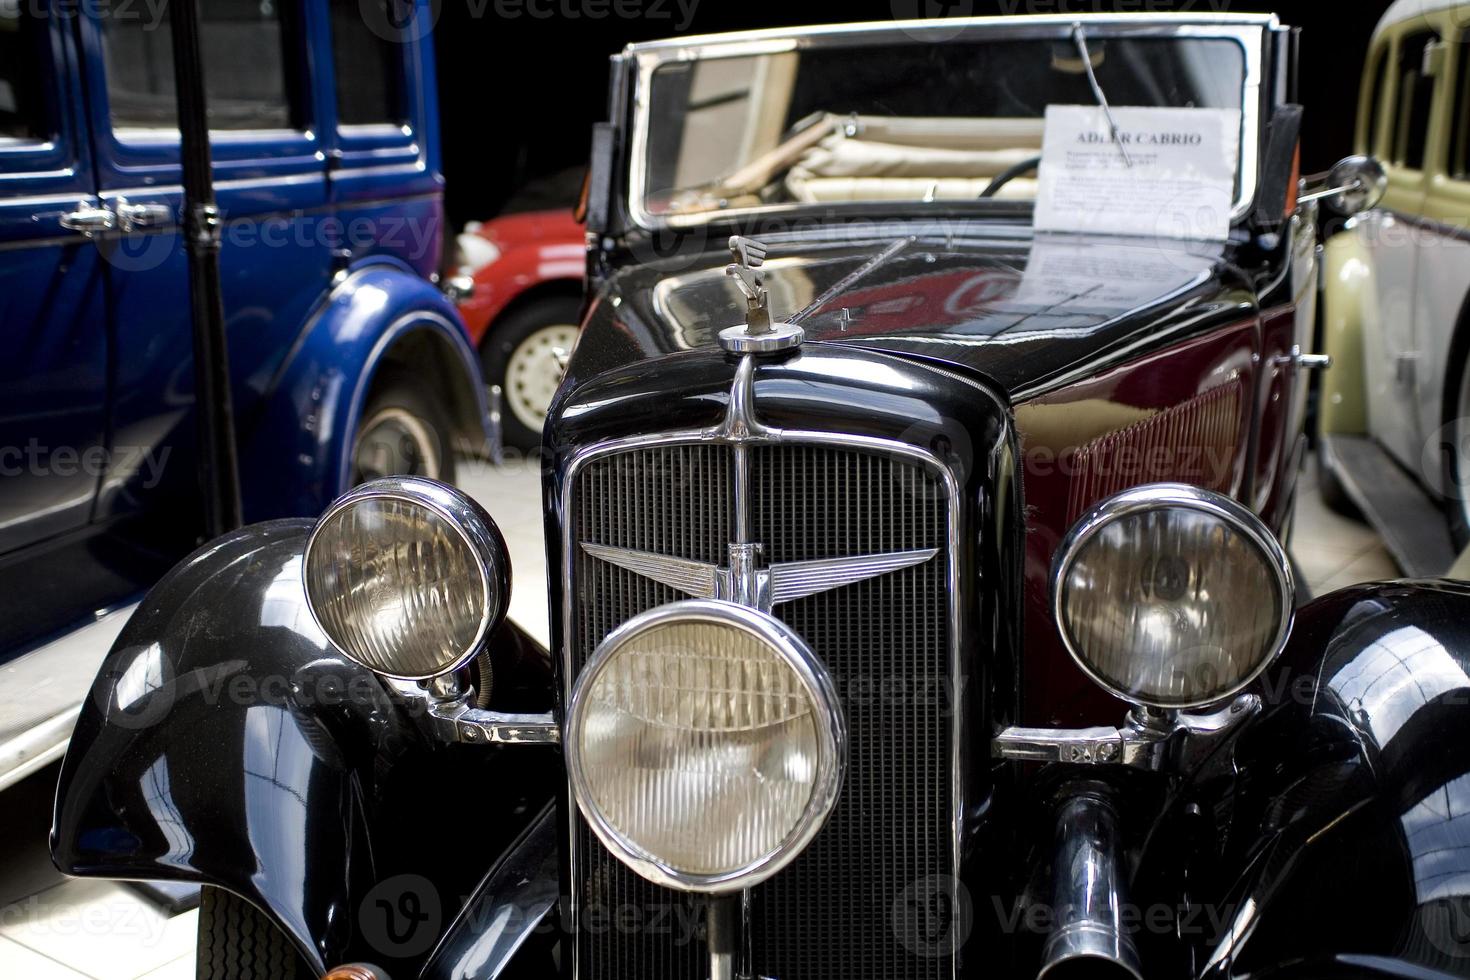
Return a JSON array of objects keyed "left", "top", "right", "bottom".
[
  {"left": 352, "top": 370, "right": 458, "bottom": 486},
  {"left": 196, "top": 886, "right": 310, "bottom": 979},
  {"left": 481, "top": 296, "right": 580, "bottom": 451},
  {"left": 1444, "top": 342, "right": 1470, "bottom": 550},
  {"left": 1316, "top": 447, "right": 1361, "bottom": 520}
]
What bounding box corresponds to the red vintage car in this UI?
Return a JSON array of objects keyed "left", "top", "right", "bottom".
[{"left": 455, "top": 208, "right": 585, "bottom": 448}]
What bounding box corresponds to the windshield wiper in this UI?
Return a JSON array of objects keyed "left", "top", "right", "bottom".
[{"left": 1072, "top": 22, "right": 1133, "bottom": 168}]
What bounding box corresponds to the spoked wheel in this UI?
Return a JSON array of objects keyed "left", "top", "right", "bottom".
[
  {"left": 481, "top": 296, "right": 580, "bottom": 451},
  {"left": 351, "top": 371, "right": 457, "bottom": 486}
]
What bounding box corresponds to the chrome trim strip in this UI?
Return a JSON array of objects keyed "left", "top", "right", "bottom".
[
  {"left": 581, "top": 543, "right": 722, "bottom": 598},
  {"left": 768, "top": 548, "right": 939, "bottom": 605},
  {"left": 427, "top": 702, "right": 561, "bottom": 745},
  {"left": 992, "top": 694, "right": 1260, "bottom": 769},
  {"left": 626, "top": 18, "right": 1272, "bottom": 232},
  {"left": 623, "top": 13, "right": 1279, "bottom": 54},
  {"left": 559, "top": 366, "right": 967, "bottom": 979}
]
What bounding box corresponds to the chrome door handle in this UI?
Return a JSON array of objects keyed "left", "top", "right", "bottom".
[
  {"left": 1272, "top": 345, "right": 1332, "bottom": 371},
  {"left": 59, "top": 204, "right": 116, "bottom": 237},
  {"left": 115, "top": 199, "right": 173, "bottom": 232}
]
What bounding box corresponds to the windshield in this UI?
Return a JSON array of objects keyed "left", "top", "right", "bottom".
[{"left": 640, "top": 34, "right": 1248, "bottom": 221}]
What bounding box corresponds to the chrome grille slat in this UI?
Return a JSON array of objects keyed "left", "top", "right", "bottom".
[{"left": 569, "top": 439, "right": 952, "bottom": 980}]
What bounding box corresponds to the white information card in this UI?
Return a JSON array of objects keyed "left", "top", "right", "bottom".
[{"left": 1033, "top": 106, "right": 1243, "bottom": 242}]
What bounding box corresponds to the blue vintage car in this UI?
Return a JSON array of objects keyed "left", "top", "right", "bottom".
[{"left": 0, "top": 0, "right": 488, "bottom": 790}]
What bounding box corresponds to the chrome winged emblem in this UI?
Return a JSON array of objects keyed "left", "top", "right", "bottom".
[{"left": 582, "top": 541, "right": 938, "bottom": 612}]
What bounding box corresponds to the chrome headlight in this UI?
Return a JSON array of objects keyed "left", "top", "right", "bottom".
[
  {"left": 303, "top": 477, "right": 510, "bottom": 681},
  {"left": 566, "top": 600, "right": 845, "bottom": 893},
  {"left": 1053, "top": 484, "right": 1293, "bottom": 710}
]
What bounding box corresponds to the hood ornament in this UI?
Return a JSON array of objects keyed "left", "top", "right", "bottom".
[{"left": 720, "top": 236, "right": 804, "bottom": 354}]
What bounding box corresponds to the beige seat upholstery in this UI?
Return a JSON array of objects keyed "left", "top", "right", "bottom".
[{"left": 786, "top": 115, "right": 1044, "bottom": 204}]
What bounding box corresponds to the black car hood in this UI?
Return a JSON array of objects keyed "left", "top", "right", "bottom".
[{"left": 571, "top": 225, "right": 1261, "bottom": 400}]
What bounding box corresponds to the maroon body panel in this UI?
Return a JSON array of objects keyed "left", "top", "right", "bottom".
[{"left": 1012, "top": 313, "right": 1283, "bottom": 727}]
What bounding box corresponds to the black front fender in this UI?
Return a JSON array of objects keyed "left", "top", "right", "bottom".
[
  {"left": 51, "top": 520, "right": 561, "bottom": 976},
  {"left": 1207, "top": 580, "right": 1470, "bottom": 978}
]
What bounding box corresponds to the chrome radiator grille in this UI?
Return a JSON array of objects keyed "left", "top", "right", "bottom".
[{"left": 567, "top": 439, "right": 954, "bottom": 980}]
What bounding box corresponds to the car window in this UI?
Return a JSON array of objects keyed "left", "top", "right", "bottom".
[
  {"left": 1394, "top": 32, "right": 1438, "bottom": 170},
  {"left": 102, "top": 0, "right": 302, "bottom": 132},
  {"left": 1452, "top": 39, "right": 1470, "bottom": 180},
  {"left": 642, "top": 36, "right": 1247, "bottom": 219},
  {"left": 0, "top": 4, "right": 47, "bottom": 142},
  {"left": 330, "top": 0, "right": 406, "bottom": 127},
  {"left": 1365, "top": 44, "right": 1391, "bottom": 157}
]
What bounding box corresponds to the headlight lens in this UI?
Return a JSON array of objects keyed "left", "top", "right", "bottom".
[
  {"left": 567, "top": 600, "right": 844, "bottom": 893},
  {"left": 1054, "top": 484, "right": 1292, "bottom": 709},
  {"left": 456, "top": 232, "right": 501, "bottom": 272},
  {"left": 303, "top": 478, "right": 510, "bottom": 680}
]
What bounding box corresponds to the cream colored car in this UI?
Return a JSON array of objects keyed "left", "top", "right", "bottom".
[{"left": 1320, "top": 0, "right": 1470, "bottom": 571}]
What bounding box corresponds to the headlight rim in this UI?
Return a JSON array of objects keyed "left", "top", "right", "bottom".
[
  {"left": 1051, "top": 483, "right": 1294, "bottom": 711},
  {"left": 302, "top": 476, "right": 511, "bottom": 682},
  {"left": 566, "top": 598, "right": 847, "bottom": 895}
]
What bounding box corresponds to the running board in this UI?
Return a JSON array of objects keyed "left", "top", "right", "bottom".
[
  {"left": 0, "top": 602, "right": 138, "bottom": 791},
  {"left": 1320, "top": 435, "right": 1458, "bottom": 579}
]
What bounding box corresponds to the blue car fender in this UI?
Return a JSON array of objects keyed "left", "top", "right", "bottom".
[{"left": 240, "top": 259, "right": 491, "bottom": 522}]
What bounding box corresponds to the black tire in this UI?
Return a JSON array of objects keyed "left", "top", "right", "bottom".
[
  {"left": 352, "top": 368, "right": 458, "bottom": 486},
  {"left": 1317, "top": 448, "right": 1362, "bottom": 520},
  {"left": 196, "top": 886, "right": 310, "bottom": 979},
  {"left": 1443, "top": 336, "right": 1470, "bottom": 551},
  {"left": 480, "top": 295, "right": 581, "bottom": 451}
]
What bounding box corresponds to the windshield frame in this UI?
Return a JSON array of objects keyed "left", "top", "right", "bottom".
[{"left": 623, "top": 14, "right": 1279, "bottom": 232}]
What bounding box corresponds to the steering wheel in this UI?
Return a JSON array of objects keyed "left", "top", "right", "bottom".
[{"left": 980, "top": 155, "right": 1043, "bottom": 199}]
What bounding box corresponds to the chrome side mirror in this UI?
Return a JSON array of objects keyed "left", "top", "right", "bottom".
[{"left": 1301, "top": 155, "right": 1388, "bottom": 216}]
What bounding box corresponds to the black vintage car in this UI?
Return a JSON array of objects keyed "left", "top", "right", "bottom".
[{"left": 50, "top": 13, "right": 1470, "bottom": 980}]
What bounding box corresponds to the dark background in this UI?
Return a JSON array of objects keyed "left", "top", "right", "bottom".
[{"left": 434, "top": 0, "right": 1394, "bottom": 228}]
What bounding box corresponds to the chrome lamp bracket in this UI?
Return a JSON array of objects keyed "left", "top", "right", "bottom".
[
  {"left": 991, "top": 694, "right": 1259, "bottom": 771},
  {"left": 423, "top": 673, "right": 560, "bottom": 745},
  {"left": 720, "top": 236, "right": 803, "bottom": 355}
]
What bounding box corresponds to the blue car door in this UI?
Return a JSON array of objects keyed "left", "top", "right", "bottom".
[
  {"left": 0, "top": 6, "right": 108, "bottom": 554},
  {"left": 73, "top": 0, "right": 332, "bottom": 527}
]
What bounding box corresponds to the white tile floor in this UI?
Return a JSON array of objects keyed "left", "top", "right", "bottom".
[{"left": 0, "top": 461, "right": 1413, "bottom": 978}]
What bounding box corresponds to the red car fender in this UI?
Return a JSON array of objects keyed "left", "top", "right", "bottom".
[{"left": 455, "top": 209, "right": 586, "bottom": 344}]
